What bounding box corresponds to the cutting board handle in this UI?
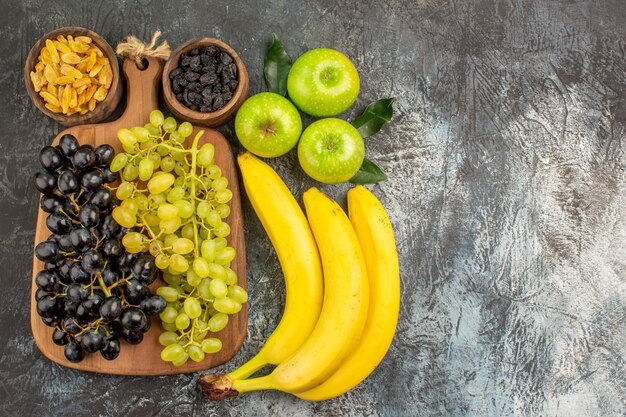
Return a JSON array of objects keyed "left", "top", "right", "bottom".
[{"left": 116, "top": 56, "right": 164, "bottom": 127}]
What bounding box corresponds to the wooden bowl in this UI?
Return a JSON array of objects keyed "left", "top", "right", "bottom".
[
  {"left": 24, "top": 27, "right": 123, "bottom": 127},
  {"left": 162, "top": 38, "right": 249, "bottom": 127}
]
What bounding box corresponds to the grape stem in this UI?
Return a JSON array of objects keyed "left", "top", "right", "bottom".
[
  {"left": 96, "top": 272, "right": 111, "bottom": 298},
  {"left": 189, "top": 130, "right": 205, "bottom": 259}
]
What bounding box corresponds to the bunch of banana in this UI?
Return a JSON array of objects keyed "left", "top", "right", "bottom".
[{"left": 199, "top": 153, "right": 400, "bottom": 401}]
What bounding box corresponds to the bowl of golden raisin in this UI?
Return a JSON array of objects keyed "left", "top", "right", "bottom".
[{"left": 24, "top": 27, "right": 122, "bottom": 126}]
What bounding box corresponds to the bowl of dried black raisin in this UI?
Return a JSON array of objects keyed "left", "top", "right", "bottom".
[{"left": 163, "top": 38, "right": 249, "bottom": 127}]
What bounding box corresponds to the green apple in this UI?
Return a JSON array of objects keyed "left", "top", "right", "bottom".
[
  {"left": 287, "top": 48, "right": 360, "bottom": 117},
  {"left": 234, "top": 92, "right": 303, "bottom": 158},
  {"left": 297, "top": 118, "right": 364, "bottom": 184}
]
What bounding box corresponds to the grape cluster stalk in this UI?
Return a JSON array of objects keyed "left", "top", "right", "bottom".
[{"left": 109, "top": 110, "right": 248, "bottom": 366}]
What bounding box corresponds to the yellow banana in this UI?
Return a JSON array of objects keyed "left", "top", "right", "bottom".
[
  {"left": 296, "top": 185, "right": 400, "bottom": 401},
  {"left": 227, "top": 153, "right": 324, "bottom": 380},
  {"left": 200, "top": 187, "right": 369, "bottom": 399}
]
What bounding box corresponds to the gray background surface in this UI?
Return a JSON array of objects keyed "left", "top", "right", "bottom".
[{"left": 1, "top": 0, "right": 624, "bottom": 416}]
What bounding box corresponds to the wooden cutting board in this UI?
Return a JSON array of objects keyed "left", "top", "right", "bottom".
[{"left": 30, "top": 57, "right": 247, "bottom": 375}]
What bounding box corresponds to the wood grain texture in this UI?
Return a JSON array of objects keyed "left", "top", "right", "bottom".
[
  {"left": 30, "top": 57, "right": 247, "bottom": 375},
  {"left": 23, "top": 27, "right": 123, "bottom": 127},
  {"left": 162, "top": 38, "right": 249, "bottom": 127},
  {"left": 0, "top": 0, "right": 624, "bottom": 416}
]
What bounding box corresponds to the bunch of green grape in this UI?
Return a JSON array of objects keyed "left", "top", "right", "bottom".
[{"left": 109, "top": 110, "right": 248, "bottom": 366}]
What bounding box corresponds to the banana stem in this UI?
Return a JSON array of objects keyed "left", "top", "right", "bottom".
[
  {"left": 198, "top": 373, "right": 274, "bottom": 400},
  {"left": 226, "top": 354, "right": 269, "bottom": 381}
]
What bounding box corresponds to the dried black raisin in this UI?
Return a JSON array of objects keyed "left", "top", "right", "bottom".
[
  {"left": 184, "top": 71, "right": 200, "bottom": 82},
  {"left": 220, "top": 52, "right": 233, "bottom": 65},
  {"left": 169, "top": 67, "right": 183, "bottom": 79}
]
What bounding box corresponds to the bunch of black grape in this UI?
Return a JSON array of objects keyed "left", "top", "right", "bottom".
[{"left": 33, "top": 134, "right": 166, "bottom": 363}]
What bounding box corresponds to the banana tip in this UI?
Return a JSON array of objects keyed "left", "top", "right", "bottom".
[{"left": 198, "top": 373, "right": 239, "bottom": 401}]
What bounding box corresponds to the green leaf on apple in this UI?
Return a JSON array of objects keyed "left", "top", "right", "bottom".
[
  {"left": 264, "top": 34, "right": 292, "bottom": 96},
  {"left": 351, "top": 98, "right": 396, "bottom": 138},
  {"left": 349, "top": 158, "right": 388, "bottom": 184}
]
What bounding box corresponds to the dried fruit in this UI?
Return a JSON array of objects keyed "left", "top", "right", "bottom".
[
  {"left": 30, "top": 35, "right": 113, "bottom": 115},
  {"left": 168, "top": 45, "right": 239, "bottom": 113}
]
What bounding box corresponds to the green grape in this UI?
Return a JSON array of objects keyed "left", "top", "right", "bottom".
[
  {"left": 201, "top": 177, "right": 212, "bottom": 189},
  {"left": 208, "top": 263, "right": 227, "bottom": 281},
  {"left": 161, "top": 156, "right": 176, "bottom": 172},
  {"left": 209, "top": 279, "right": 228, "bottom": 298},
  {"left": 144, "top": 213, "right": 160, "bottom": 227},
  {"left": 159, "top": 306, "right": 178, "bottom": 323},
  {"left": 193, "top": 257, "right": 210, "bottom": 278},
  {"left": 198, "top": 279, "right": 211, "bottom": 299},
  {"left": 181, "top": 223, "right": 195, "bottom": 240},
  {"left": 216, "top": 204, "right": 231, "bottom": 218},
  {"left": 201, "top": 338, "right": 222, "bottom": 354},
  {"left": 228, "top": 285, "right": 248, "bottom": 304},
  {"left": 144, "top": 123, "right": 160, "bottom": 137},
  {"left": 178, "top": 121, "right": 193, "bottom": 138},
  {"left": 172, "top": 238, "right": 194, "bottom": 255},
  {"left": 172, "top": 150, "right": 185, "bottom": 162},
  {"left": 196, "top": 201, "right": 210, "bottom": 218},
  {"left": 174, "top": 163, "right": 187, "bottom": 177},
  {"left": 214, "top": 237, "right": 227, "bottom": 249},
  {"left": 163, "top": 271, "right": 182, "bottom": 286},
  {"left": 161, "top": 343, "right": 185, "bottom": 362},
  {"left": 163, "top": 233, "right": 178, "bottom": 248},
  {"left": 213, "top": 297, "right": 242, "bottom": 314},
  {"left": 184, "top": 297, "right": 202, "bottom": 319},
  {"left": 197, "top": 143, "right": 215, "bottom": 167},
  {"left": 225, "top": 267, "right": 238, "bottom": 285},
  {"left": 170, "top": 131, "right": 184, "bottom": 144},
  {"left": 131, "top": 126, "right": 150, "bottom": 143},
  {"left": 173, "top": 176, "right": 186, "bottom": 188},
  {"left": 208, "top": 313, "right": 229, "bottom": 332},
  {"left": 150, "top": 109, "right": 164, "bottom": 126},
  {"left": 110, "top": 153, "right": 129, "bottom": 172},
  {"left": 174, "top": 200, "right": 194, "bottom": 218},
  {"left": 161, "top": 321, "right": 178, "bottom": 332},
  {"left": 186, "top": 270, "right": 202, "bottom": 287},
  {"left": 117, "top": 128, "right": 137, "bottom": 147},
  {"left": 206, "top": 211, "right": 221, "bottom": 227},
  {"left": 139, "top": 138, "right": 157, "bottom": 150},
  {"left": 194, "top": 319, "right": 209, "bottom": 340},
  {"left": 148, "top": 152, "right": 162, "bottom": 167},
  {"left": 213, "top": 177, "right": 228, "bottom": 191},
  {"left": 206, "top": 165, "right": 222, "bottom": 179},
  {"left": 148, "top": 193, "right": 166, "bottom": 207},
  {"left": 215, "top": 246, "right": 236, "bottom": 265},
  {"left": 215, "top": 189, "right": 233, "bottom": 204},
  {"left": 158, "top": 331, "right": 178, "bottom": 346},
  {"left": 157, "top": 286, "right": 179, "bottom": 302},
  {"left": 122, "top": 163, "right": 139, "bottom": 181},
  {"left": 200, "top": 240, "right": 217, "bottom": 262},
  {"left": 163, "top": 117, "right": 177, "bottom": 133},
  {"left": 135, "top": 193, "right": 149, "bottom": 210},
  {"left": 175, "top": 312, "right": 190, "bottom": 330},
  {"left": 138, "top": 158, "right": 154, "bottom": 181},
  {"left": 169, "top": 254, "right": 189, "bottom": 273},
  {"left": 149, "top": 240, "right": 163, "bottom": 256},
  {"left": 116, "top": 181, "right": 134, "bottom": 200},
  {"left": 172, "top": 351, "right": 189, "bottom": 367},
  {"left": 213, "top": 222, "right": 231, "bottom": 238},
  {"left": 147, "top": 173, "right": 175, "bottom": 194},
  {"left": 122, "top": 232, "right": 143, "bottom": 248},
  {"left": 199, "top": 228, "right": 209, "bottom": 240},
  {"left": 112, "top": 206, "right": 136, "bottom": 228},
  {"left": 120, "top": 198, "right": 138, "bottom": 214},
  {"left": 157, "top": 203, "right": 179, "bottom": 220},
  {"left": 122, "top": 143, "right": 139, "bottom": 155},
  {"left": 155, "top": 253, "right": 170, "bottom": 269},
  {"left": 187, "top": 345, "right": 205, "bottom": 363},
  {"left": 167, "top": 186, "right": 185, "bottom": 203},
  {"left": 160, "top": 217, "right": 182, "bottom": 234},
  {"left": 168, "top": 299, "right": 183, "bottom": 310},
  {"left": 181, "top": 281, "right": 193, "bottom": 293},
  {"left": 156, "top": 144, "right": 170, "bottom": 156}
]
